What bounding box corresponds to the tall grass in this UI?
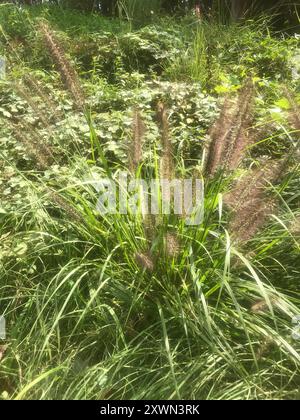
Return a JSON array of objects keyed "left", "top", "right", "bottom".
[
  {"left": 0, "top": 152, "right": 299, "bottom": 399},
  {"left": 117, "top": 0, "right": 162, "bottom": 29}
]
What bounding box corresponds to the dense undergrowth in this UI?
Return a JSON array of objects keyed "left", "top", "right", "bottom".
[{"left": 0, "top": 4, "right": 300, "bottom": 400}]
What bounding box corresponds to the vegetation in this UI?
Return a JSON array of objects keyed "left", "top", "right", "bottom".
[{"left": 0, "top": 1, "right": 299, "bottom": 400}]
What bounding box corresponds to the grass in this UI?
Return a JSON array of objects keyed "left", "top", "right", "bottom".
[{"left": 0, "top": 4, "right": 299, "bottom": 400}]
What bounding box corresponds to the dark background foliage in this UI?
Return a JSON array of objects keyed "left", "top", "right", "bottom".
[{"left": 3, "top": 0, "right": 300, "bottom": 29}]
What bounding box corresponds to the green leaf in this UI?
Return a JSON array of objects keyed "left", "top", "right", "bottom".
[{"left": 275, "top": 98, "right": 290, "bottom": 110}]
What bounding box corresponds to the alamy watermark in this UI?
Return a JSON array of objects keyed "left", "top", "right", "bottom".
[
  {"left": 0, "top": 56, "right": 6, "bottom": 79},
  {"left": 0, "top": 316, "right": 5, "bottom": 340},
  {"left": 92, "top": 173, "right": 204, "bottom": 226},
  {"left": 292, "top": 315, "right": 300, "bottom": 341}
]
